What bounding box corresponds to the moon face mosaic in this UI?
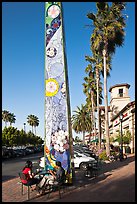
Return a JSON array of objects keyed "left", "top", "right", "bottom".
[{"left": 45, "top": 2, "right": 73, "bottom": 183}]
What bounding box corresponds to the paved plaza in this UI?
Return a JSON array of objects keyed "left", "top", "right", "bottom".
[{"left": 2, "top": 154, "right": 135, "bottom": 202}]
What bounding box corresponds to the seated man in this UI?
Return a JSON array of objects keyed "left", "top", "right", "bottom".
[
  {"left": 36, "top": 161, "right": 65, "bottom": 194},
  {"left": 55, "top": 161, "right": 66, "bottom": 184}
]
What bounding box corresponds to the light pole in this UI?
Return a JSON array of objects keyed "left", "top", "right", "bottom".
[
  {"left": 23, "top": 123, "right": 26, "bottom": 132},
  {"left": 119, "top": 113, "right": 123, "bottom": 161}
]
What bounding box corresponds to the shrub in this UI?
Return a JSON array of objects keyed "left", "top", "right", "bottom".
[{"left": 98, "top": 150, "right": 108, "bottom": 161}]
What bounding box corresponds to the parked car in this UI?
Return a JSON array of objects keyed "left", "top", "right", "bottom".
[
  {"left": 7, "top": 148, "right": 17, "bottom": 158},
  {"left": 2, "top": 147, "right": 12, "bottom": 159},
  {"left": 73, "top": 151, "right": 97, "bottom": 170},
  {"left": 25, "top": 146, "right": 35, "bottom": 154},
  {"left": 73, "top": 144, "right": 98, "bottom": 159},
  {"left": 39, "top": 157, "right": 45, "bottom": 168},
  {"left": 74, "top": 147, "right": 98, "bottom": 159},
  {"left": 39, "top": 151, "right": 97, "bottom": 171}
]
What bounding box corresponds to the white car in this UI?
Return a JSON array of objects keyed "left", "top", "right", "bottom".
[
  {"left": 73, "top": 151, "right": 97, "bottom": 170},
  {"left": 39, "top": 151, "right": 97, "bottom": 171},
  {"left": 39, "top": 157, "right": 45, "bottom": 168}
]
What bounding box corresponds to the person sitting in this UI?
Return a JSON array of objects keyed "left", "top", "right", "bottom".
[
  {"left": 21, "top": 160, "right": 40, "bottom": 189},
  {"left": 36, "top": 161, "right": 65, "bottom": 195},
  {"left": 55, "top": 161, "right": 65, "bottom": 184}
]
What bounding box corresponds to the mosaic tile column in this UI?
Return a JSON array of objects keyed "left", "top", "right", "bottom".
[{"left": 44, "top": 2, "right": 73, "bottom": 184}]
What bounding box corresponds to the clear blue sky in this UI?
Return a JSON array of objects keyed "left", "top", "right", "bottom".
[{"left": 2, "top": 2, "right": 135, "bottom": 139}]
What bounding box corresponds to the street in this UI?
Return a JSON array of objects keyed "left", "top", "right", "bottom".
[{"left": 2, "top": 152, "right": 43, "bottom": 182}]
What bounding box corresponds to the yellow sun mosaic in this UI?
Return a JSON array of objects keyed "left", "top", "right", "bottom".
[{"left": 46, "top": 78, "right": 59, "bottom": 97}]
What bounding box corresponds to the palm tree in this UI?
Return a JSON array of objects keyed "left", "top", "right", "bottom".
[
  {"left": 83, "top": 67, "right": 97, "bottom": 142},
  {"left": 72, "top": 104, "right": 91, "bottom": 143},
  {"left": 87, "top": 2, "right": 127, "bottom": 156},
  {"left": 85, "top": 53, "right": 111, "bottom": 149},
  {"left": 33, "top": 116, "right": 39, "bottom": 136},
  {"left": 27, "top": 114, "right": 39, "bottom": 135},
  {"left": 2, "top": 110, "right": 10, "bottom": 127},
  {"left": 9, "top": 113, "right": 16, "bottom": 126},
  {"left": 85, "top": 54, "right": 103, "bottom": 149}
]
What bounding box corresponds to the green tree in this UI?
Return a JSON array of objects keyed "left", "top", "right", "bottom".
[
  {"left": 33, "top": 116, "right": 39, "bottom": 136},
  {"left": 8, "top": 113, "right": 16, "bottom": 126},
  {"left": 27, "top": 114, "right": 39, "bottom": 135},
  {"left": 2, "top": 110, "right": 10, "bottom": 127},
  {"left": 83, "top": 68, "right": 97, "bottom": 142},
  {"left": 74, "top": 136, "right": 82, "bottom": 143},
  {"left": 72, "top": 104, "right": 91, "bottom": 143},
  {"left": 115, "top": 130, "right": 131, "bottom": 145},
  {"left": 84, "top": 54, "right": 106, "bottom": 148},
  {"left": 2, "top": 127, "right": 9, "bottom": 146},
  {"left": 87, "top": 2, "right": 127, "bottom": 156},
  {"left": 26, "top": 131, "right": 35, "bottom": 145},
  {"left": 2, "top": 126, "right": 18, "bottom": 146}
]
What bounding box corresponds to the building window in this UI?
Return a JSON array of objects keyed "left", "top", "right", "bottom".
[{"left": 119, "top": 88, "right": 123, "bottom": 97}]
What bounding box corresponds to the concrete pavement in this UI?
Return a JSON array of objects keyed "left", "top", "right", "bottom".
[{"left": 2, "top": 154, "right": 135, "bottom": 202}]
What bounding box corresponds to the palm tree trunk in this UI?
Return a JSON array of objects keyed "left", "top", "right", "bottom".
[
  {"left": 90, "top": 111, "right": 93, "bottom": 142},
  {"left": 89, "top": 130, "right": 92, "bottom": 143},
  {"left": 91, "top": 90, "right": 96, "bottom": 141},
  {"left": 83, "top": 131, "right": 85, "bottom": 144},
  {"left": 96, "top": 68, "right": 101, "bottom": 149},
  {"left": 103, "top": 49, "right": 110, "bottom": 156}
]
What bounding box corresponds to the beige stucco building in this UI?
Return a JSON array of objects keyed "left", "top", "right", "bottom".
[
  {"left": 109, "top": 83, "right": 131, "bottom": 115},
  {"left": 85, "top": 83, "right": 135, "bottom": 153},
  {"left": 108, "top": 83, "right": 135, "bottom": 153}
]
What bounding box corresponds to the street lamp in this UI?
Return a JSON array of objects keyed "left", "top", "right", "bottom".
[
  {"left": 119, "top": 113, "right": 123, "bottom": 161},
  {"left": 23, "top": 123, "right": 26, "bottom": 132}
]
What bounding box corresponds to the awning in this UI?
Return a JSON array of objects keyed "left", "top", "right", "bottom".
[{"left": 91, "top": 138, "right": 106, "bottom": 143}]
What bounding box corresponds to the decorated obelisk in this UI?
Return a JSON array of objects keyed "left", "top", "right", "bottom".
[{"left": 44, "top": 2, "right": 74, "bottom": 184}]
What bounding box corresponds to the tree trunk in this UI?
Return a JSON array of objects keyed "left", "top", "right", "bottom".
[
  {"left": 83, "top": 131, "right": 85, "bottom": 144},
  {"left": 90, "top": 111, "right": 93, "bottom": 142},
  {"left": 96, "top": 68, "right": 101, "bottom": 149},
  {"left": 91, "top": 90, "right": 96, "bottom": 141},
  {"left": 103, "top": 49, "right": 110, "bottom": 156}
]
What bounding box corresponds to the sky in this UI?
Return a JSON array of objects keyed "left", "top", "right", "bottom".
[{"left": 2, "top": 2, "right": 135, "bottom": 140}]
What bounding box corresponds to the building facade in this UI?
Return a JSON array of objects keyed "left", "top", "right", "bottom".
[
  {"left": 109, "top": 83, "right": 135, "bottom": 153},
  {"left": 85, "top": 83, "right": 135, "bottom": 153},
  {"left": 86, "top": 83, "right": 135, "bottom": 153}
]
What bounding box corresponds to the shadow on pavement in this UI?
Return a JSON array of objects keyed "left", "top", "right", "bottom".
[
  {"left": 100, "top": 155, "right": 135, "bottom": 175},
  {"left": 51, "top": 173, "right": 135, "bottom": 202},
  {"left": 2, "top": 175, "right": 17, "bottom": 182},
  {"left": 70, "top": 154, "right": 135, "bottom": 188}
]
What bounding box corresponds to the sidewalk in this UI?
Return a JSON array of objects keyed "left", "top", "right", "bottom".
[{"left": 2, "top": 154, "right": 135, "bottom": 202}]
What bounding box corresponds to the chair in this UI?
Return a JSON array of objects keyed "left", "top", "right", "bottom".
[
  {"left": 47, "top": 174, "right": 67, "bottom": 199},
  {"left": 84, "top": 162, "right": 99, "bottom": 178},
  {"left": 18, "top": 172, "right": 36, "bottom": 200}
]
